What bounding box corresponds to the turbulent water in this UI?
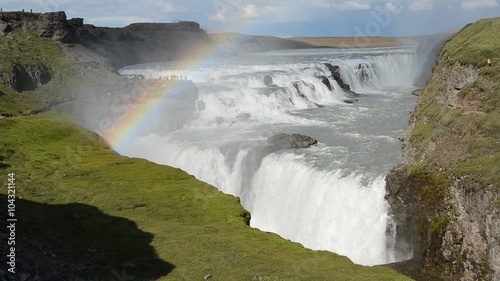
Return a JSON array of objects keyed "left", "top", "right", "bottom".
[{"left": 117, "top": 47, "right": 419, "bottom": 266}]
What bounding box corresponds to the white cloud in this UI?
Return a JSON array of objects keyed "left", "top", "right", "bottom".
[
  {"left": 6, "top": 0, "right": 500, "bottom": 36},
  {"left": 160, "top": 3, "right": 179, "bottom": 13},
  {"left": 209, "top": 0, "right": 289, "bottom": 23},
  {"left": 336, "top": 1, "right": 372, "bottom": 10},
  {"left": 408, "top": 0, "right": 433, "bottom": 10},
  {"left": 315, "top": 0, "right": 372, "bottom": 10},
  {"left": 209, "top": 4, "right": 262, "bottom": 22},
  {"left": 385, "top": 2, "right": 402, "bottom": 13},
  {"left": 152, "top": 1, "right": 183, "bottom": 13},
  {"left": 461, "top": 0, "right": 499, "bottom": 9}
]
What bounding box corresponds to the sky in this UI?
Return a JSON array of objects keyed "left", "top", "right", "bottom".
[{"left": 1, "top": 0, "right": 499, "bottom": 37}]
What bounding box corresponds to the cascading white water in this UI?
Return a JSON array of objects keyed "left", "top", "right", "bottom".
[
  {"left": 245, "top": 153, "right": 393, "bottom": 264},
  {"left": 112, "top": 47, "right": 419, "bottom": 266}
]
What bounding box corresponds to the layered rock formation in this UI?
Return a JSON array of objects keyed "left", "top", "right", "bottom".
[
  {"left": 72, "top": 21, "right": 210, "bottom": 68},
  {"left": 0, "top": 11, "right": 76, "bottom": 42},
  {"left": 386, "top": 18, "right": 500, "bottom": 281},
  {"left": 0, "top": 64, "right": 51, "bottom": 92}
]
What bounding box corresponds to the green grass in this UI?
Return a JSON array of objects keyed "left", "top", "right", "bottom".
[
  {"left": 442, "top": 18, "right": 500, "bottom": 68},
  {"left": 0, "top": 114, "right": 411, "bottom": 280},
  {"left": 0, "top": 28, "right": 67, "bottom": 70}
]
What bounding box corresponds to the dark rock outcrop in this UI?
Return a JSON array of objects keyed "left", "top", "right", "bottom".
[
  {"left": 411, "top": 89, "right": 424, "bottom": 96},
  {"left": 316, "top": 73, "right": 363, "bottom": 104},
  {"left": 67, "top": 17, "right": 84, "bottom": 28},
  {"left": 322, "top": 63, "right": 365, "bottom": 103},
  {"left": 0, "top": 22, "right": 13, "bottom": 33},
  {"left": 316, "top": 75, "right": 332, "bottom": 91},
  {"left": 0, "top": 64, "right": 51, "bottom": 92},
  {"left": 292, "top": 81, "right": 309, "bottom": 99},
  {"left": 0, "top": 11, "right": 76, "bottom": 42},
  {"left": 71, "top": 21, "right": 210, "bottom": 68},
  {"left": 267, "top": 133, "right": 318, "bottom": 149},
  {"left": 324, "top": 63, "right": 352, "bottom": 92},
  {"left": 342, "top": 98, "right": 358, "bottom": 104},
  {"left": 386, "top": 164, "right": 499, "bottom": 281},
  {"left": 263, "top": 74, "right": 273, "bottom": 86}
]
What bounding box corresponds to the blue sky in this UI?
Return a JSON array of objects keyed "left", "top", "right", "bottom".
[{"left": 2, "top": 0, "right": 499, "bottom": 36}]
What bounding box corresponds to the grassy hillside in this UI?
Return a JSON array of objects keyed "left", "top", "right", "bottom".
[
  {"left": 0, "top": 114, "right": 411, "bottom": 280},
  {"left": 386, "top": 17, "right": 500, "bottom": 281},
  {"left": 406, "top": 17, "right": 500, "bottom": 186},
  {"left": 0, "top": 28, "right": 80, "bottom": 116},
  {"left": 441, "top": 18, "right": 500, "bottom": 67}
]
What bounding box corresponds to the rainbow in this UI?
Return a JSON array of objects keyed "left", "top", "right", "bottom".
[
  {"left": 104, "top": 33, "right": 239, "bottom": 151},
  {"left": 104, "top": 80, "right": 192, "bottom": 152}
]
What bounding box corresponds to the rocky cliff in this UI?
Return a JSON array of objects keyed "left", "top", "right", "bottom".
[
  {"left": 72, "top": 23, "right": 312, "bottom": 68},
  {"left": 0, "top": 63, "right": 51, "bottom": 92},
  {"left": 0, "top": 11, "right": 79, "bottom": 93},
  {"left": 386, "top": 17, "right": 500, "bottom": 281},
  {"left": 72, "top": 21, "right": 211, "bottom": 68},
  {"left": 0, "top": 11, "right": 74, "bottom": 42},
  {"left": 0, "top": 11, "right": 212, "bottom": 69},
  {"left": 0, "top": 11, "right": 314, "bottom": 95}
]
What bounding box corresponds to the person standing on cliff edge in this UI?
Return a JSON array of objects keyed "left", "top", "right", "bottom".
[{"left": 488, "top": 58, "right": 491, "bottom": 67}]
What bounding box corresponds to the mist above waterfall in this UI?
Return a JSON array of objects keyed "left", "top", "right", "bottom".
[{"left": 77, "top": 47, "right": 418, "bottom": 266}]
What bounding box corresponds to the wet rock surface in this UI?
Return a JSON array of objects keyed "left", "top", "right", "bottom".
[{"left": 268, "top": 133, "right": 318, "bottom": 149}]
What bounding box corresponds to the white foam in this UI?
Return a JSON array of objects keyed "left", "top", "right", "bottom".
[{"left": 244, "top": 153, "right": 395, "bottom": 265}]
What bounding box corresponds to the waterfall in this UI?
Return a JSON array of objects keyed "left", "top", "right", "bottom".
[{"left": 101, "top": 47, "right": 419, "bottom": 266}]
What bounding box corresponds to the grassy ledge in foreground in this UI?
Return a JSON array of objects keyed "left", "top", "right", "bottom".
[{"left": 0, "top": 114, "right": 411, "bottom": 280}]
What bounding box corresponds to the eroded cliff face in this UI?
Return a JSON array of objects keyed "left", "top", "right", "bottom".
[
  {"left": 0, "top": 11, "right": 75, "bottom": 42},
  {"left": 386, "top": 18, "right": 500, "bottom": 281},
  {"left": 387, "top": 163, "right": 499, "bottom": 281},
  {"left": 0, "top": 64, "right": 51, "bottom": 92},
  {"left": 0, "top": 12, "right": 82, "bottom": 93}
]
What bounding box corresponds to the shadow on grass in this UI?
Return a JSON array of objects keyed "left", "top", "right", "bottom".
[
  {"left": 0, "top": 155, "right": 10, "bottom": 169},
  {"left": 0, "top": 194, "right": 174, "bottom": 280}
]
